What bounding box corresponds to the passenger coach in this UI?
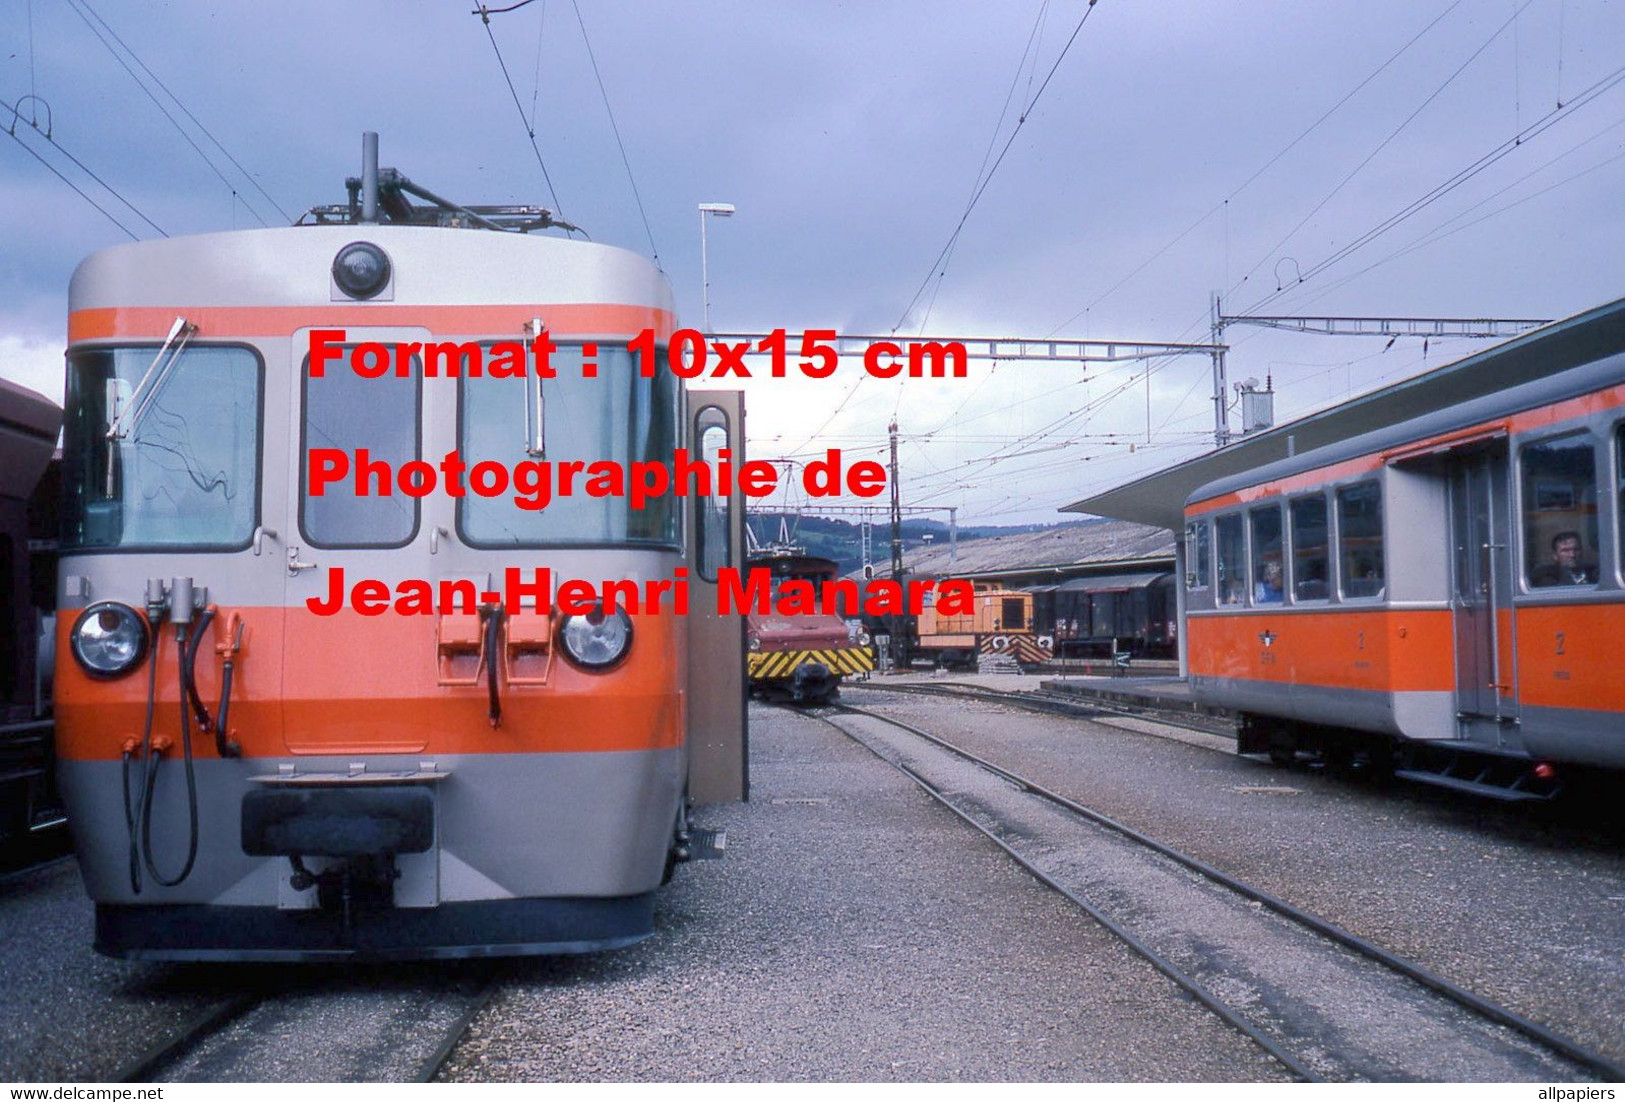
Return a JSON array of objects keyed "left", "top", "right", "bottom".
[{"left": 1184, "top": 317, "right": 1625, "bottom": 797}]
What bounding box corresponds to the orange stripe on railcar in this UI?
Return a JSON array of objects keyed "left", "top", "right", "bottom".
[
  {"left": 68, "top": 304, "right": 678, "bottom": 343},
  {"left": 1513, "top": 603, "right": 1625, "bottom": 712},
  {"left": 1186, "top": 609, "right": 1456, "bottom": 693}
]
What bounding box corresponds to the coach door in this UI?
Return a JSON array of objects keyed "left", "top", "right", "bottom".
[
  {"left": 1448, "top": 448, "right": 1517, "bottom": 728},
  {"left": 684, "top": 391, "right": 747, "bottom": 802}
]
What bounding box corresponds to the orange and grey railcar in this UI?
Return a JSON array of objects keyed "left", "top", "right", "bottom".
[
  {"left": 1183, "top": 308, "right": 1625, "bottom": 797},
  {"left": 54, "top": 154, "right": 744, "bottom": 959}
]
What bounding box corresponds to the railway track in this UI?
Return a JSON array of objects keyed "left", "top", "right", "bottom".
[
  {"left": 855, "top": 679, "right": 1237, "bottom": 740},
  {"left": 116, "top": 971, "right": 494, "bottom": 1082},
  {"left": 812, "top": 698, "right": 1625, "bottom": 1082}
]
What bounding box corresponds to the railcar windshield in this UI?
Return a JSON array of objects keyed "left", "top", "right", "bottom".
[
  {"left": 62, "top": 346, "right": 261, "bottom": 551},
  {"left": 458, "top": 343, "right": 680, "bottom": 547}
]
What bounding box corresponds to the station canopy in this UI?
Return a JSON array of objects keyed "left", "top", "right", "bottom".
[{"left": 1061, "top": 296, "right": 1625, "bottom": 531}]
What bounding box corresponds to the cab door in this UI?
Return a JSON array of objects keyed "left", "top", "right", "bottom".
[
  {"left": 684, "top": 391, "right": 746, "bottom": 802},
  {"left": 282, "top": 327, "right": 435, "bottom": 753}
]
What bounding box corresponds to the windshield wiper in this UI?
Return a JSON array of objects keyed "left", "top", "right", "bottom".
[
  {"left": 105, "top": 317, "right": 195, "bottom": 496},
  {"left": 523, "top": 316, "right": 545, "bottom": 458}
]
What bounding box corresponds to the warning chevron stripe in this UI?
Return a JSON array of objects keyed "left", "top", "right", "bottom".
[
  {"left": 748, "top": 646, "right": 876, "bottom": 680},
  {"left": 975, "top": 634, "right": 1054, "bottom": 665}
]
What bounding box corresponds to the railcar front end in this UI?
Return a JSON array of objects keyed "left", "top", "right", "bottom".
[{"left": 56, "top": 203, "right": 744, "bottom": 958}]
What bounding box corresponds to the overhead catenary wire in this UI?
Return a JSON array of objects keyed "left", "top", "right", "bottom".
[
  {"left": 1226, "top": 0, "right": 1540, "bottom": 315},
  {"left": 1030, "top": 3, "right": 1591, "bottom": 480},
  {"left": 3, "top": 121, "right": 138, "bottom": 239},
  {"left": 792, "top": 0, "right": 1104, "bottom": 461},
  {"left": 60, "top": 0, "right": 270, "bottom": 226},
  {"left": 1045, "top": 0, "right": 1465, "bottom": 338},
  {"left": 893, "top": 0, "right": 1103, "bottom": 334},
  {"left": 916, "top": 0, "right": 1053, "bottom": 338},
  {"left": 1269, "top": 116, "right": 1625, "bottom": 316},
  {"left": 569, "top": 0, "right": 661, "bottom": 266},
  {"left": 475, "top": 3, "right": 566, "bottom": 217},
  {"left": 3, "top": 95, "right": 167, "bottom": 236},
  {"left": 70, "top": 0, "right": 291, "bottom": 223},
  {"left": 1241, "top": 57, "right": 1625, "bottom": 318}
]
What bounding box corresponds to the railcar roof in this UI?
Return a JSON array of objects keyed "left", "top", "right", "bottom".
[{"left": 1061, "top": 295, "right": 1625, "bottom": 530}]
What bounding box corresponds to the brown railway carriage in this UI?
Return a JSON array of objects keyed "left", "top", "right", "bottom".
[
  {"left": 1, "top": 380, "right": 62, "bottom": 841},
  {"left": 1183, "top": 329, "right": 1625, "bottom": 796}
]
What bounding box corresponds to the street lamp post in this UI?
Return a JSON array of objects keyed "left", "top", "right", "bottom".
[{"left": 698, "top": 202, "right": 735, "bottom": 333}]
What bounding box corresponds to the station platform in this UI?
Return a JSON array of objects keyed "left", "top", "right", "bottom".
[
  {"left": 1038, "top": 674, "right": 1222, "bottom": 717},
  {"left": 866, "top": 668, "right": 1230, "bottom": 721}
]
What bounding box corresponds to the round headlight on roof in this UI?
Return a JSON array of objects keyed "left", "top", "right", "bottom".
[
  {"left": 558, "top": 605, "right": 633, "bottom": 671},
  {"left": 332, "top": 241, "right": 391, "bottom": 300},
  {"left": 71, "top": 601, "right": 149, "bottom": 679}
]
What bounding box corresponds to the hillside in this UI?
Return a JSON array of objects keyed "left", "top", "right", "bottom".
[{"left": 745, "top": 513, "right": 1113, "bottom": 577}]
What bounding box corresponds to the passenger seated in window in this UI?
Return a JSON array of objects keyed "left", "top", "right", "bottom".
[
  {"left": 1530, "top": 531, "right": 1597, "bottom": 587},
  {"left": 1254, "top": 561, "right": 1283, "bottom": 603},
  {"left": 1295, "top": 562, "right": 1328, "bottom": 601}
]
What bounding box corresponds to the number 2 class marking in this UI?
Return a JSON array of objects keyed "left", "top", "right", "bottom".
[{"left": 1556, "top": 631, "right": 1565, "bottom": 656}]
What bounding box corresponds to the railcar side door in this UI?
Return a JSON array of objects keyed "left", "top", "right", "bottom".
[
  {"left": 281, "top": 327, "right": 437, "bottom": 754},
  {"left": 1448, "top": 448, "right": 1519, "bottom": 733},
  {"left": 684, "top": 391, "right": 747, "bottom": 802}
]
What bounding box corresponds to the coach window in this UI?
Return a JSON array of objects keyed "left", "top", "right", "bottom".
[
  {"left": 1618, "top": 424, "right": 1625, "bottom": 581},
  {"left": 301, "top": 353, "right": 420, "bottom": 547},
  {"left": 1185, "top": 520, "right": 1210, "bottom": 590},
  {"left": 695, "top": 412, "right": 731, "bottom": 582},
  {"left": 1214, "top": 514, "right": 1245, "bottom": 606},
  {"left": 1337, "top": 482, "right": 1385, "bottom": 598},
  {"left": 1290, "top": 495, "right": 1329, "bottom": 601},
  {"left": 62, "top": 345, "right": 261, "bottom": 551},
  {"left": 1249, "top": 505, "right": 1283, "bottom": 604},
  {"left": 1521, "top": 433, "right": 1599, "bottom": 588}
]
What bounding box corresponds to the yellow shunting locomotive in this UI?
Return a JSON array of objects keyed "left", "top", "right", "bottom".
[{"left": 912, "top": 585, "right": 1052, "bottom": 670}]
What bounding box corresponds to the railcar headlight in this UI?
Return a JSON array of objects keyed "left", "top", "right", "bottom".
[
  {"left": 748, "top": 632, "right": 762, "bottom": 652},
  {"left": 559, "top": 605, "right": 633, "bottom": 670},
  {"left": 332, "top": 241, "right": 391, "bottom": 299},
  {"left": 71, "top": 602, "right": 148, "bottom": 679},
  {"left": 857, "top": 632, "right": 872, "bottom": 647}
]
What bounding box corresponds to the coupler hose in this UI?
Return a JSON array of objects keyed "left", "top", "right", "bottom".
[
  {"left": 121, "top": 622, "right": 161, "bottom": 895},
  {"left": 182, "top": 607, "right": 215, "bottom": 736},
  {"left": 141, "top": 619, "right": 202, "bottom": 888},
  {"left": 482, "top": 604, "right": 505, "bottom": 728},
  {"left": 194, "top": 608, "right": 242, "bottom": 759}
]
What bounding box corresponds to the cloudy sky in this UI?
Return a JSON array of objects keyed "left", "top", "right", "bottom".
[{"left": 4, "top": 0, "right": 1624, "bottom": 525}]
